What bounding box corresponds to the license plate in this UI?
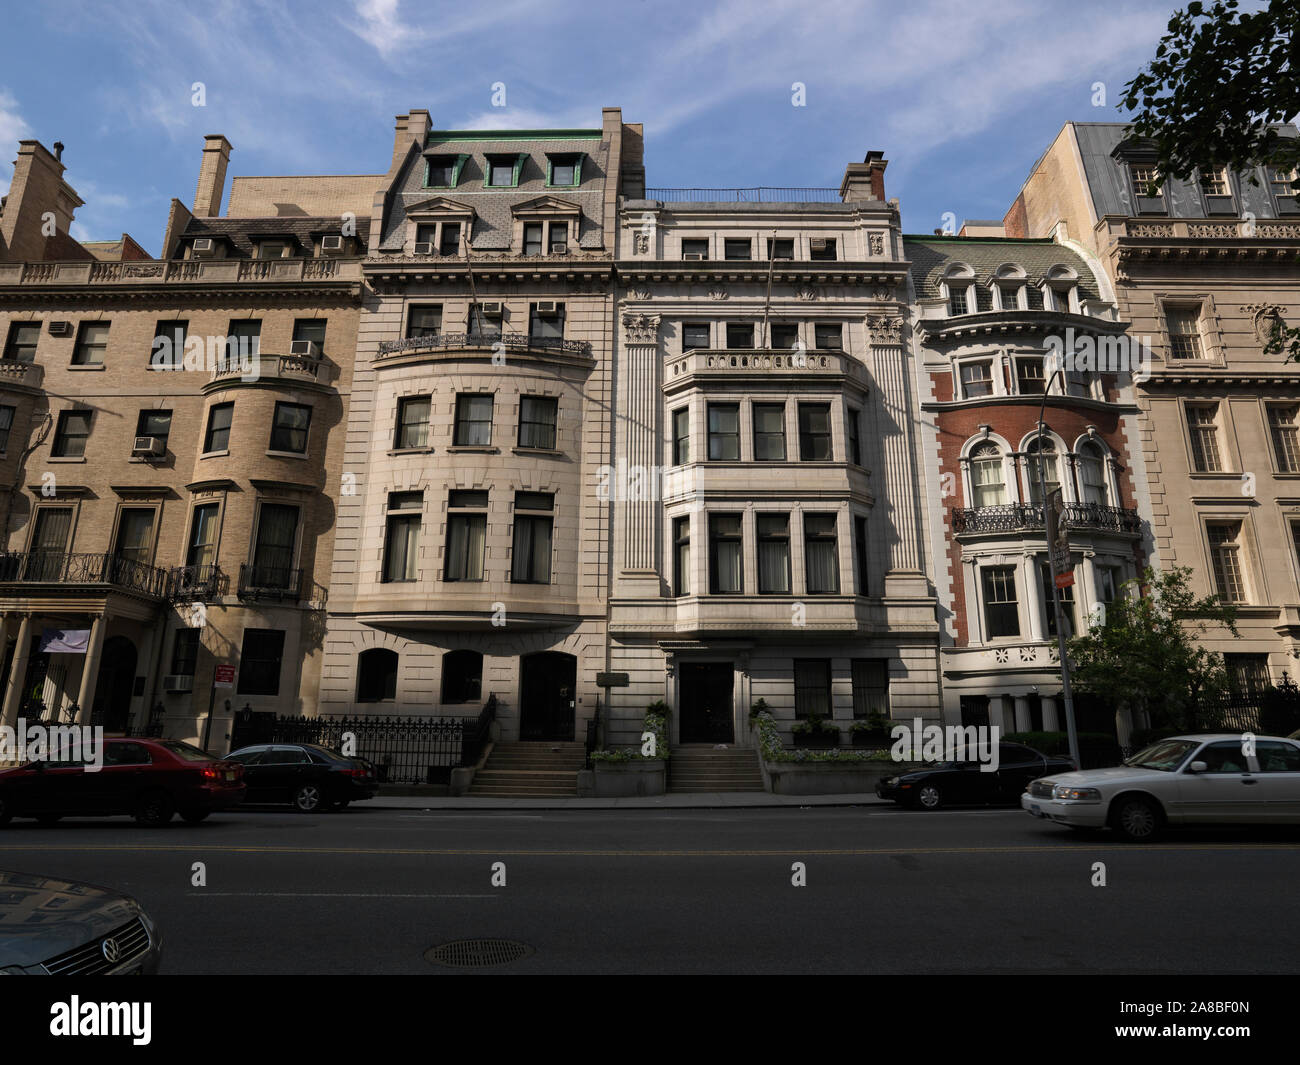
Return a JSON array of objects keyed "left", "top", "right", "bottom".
[{"left": 225, "top": 771, "right": 235, "bottom": 781}]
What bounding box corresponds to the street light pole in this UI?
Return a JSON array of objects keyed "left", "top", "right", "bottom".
[{"left": 1037, "top": 368, "right": 1081, "bottom": 769}]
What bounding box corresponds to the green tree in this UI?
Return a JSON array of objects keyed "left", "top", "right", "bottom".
[{"left": 1067, "top": 565, "right": 1238, "bottom": 729}]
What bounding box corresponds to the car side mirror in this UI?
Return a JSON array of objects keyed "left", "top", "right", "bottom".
[{"left": 1187, "top": 760, "right": 1208, "bottom": 773}]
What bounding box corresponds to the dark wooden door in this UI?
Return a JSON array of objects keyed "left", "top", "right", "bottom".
[
  {"left": 679, "top": 662, "right": 735, "bottom": 743},
  {"left": 519, "top": 652, "right": 576, "bottom": 741}
]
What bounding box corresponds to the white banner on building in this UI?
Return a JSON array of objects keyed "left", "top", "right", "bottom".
[{"left": 41, "top": 628, "right": 91, "bottom": 654}]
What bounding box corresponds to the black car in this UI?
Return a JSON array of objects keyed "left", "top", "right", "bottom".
[
  {"left": 876, "top": 743, "right": 1075, "bottom": 810},
  {"left": 225, "top": 744, "right": 378, "bottom": 812}
]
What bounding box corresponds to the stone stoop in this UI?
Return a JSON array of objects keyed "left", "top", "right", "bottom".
[
  {"left": 467, "top": 741, "right": 586, "bottom": 797},
  {"left": 668, "top": 746, "right": 765, "bottom": 793}
]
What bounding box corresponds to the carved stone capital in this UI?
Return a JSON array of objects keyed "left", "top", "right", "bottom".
[
  {"left": 622, "top": 312, "right": 661, "bottom": 345},
  {"left": 867, "top": 314, "right": 904, "bottom": 345}
]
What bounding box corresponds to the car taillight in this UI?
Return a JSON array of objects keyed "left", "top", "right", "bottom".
[
  {"left": 349, "top": 767, "right": 367, "bottom": 778},
  {"left": 201, "top": 766, "right": 221, "bottom": 780}
]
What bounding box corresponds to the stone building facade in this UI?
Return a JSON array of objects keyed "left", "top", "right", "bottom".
[{"left": 1005, "top": 122, "right": 1300, "bottom": 695}]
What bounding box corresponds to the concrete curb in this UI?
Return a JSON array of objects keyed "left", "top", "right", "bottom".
[{"left": 362, "top": 793, "right": 894, "bottom": 811}]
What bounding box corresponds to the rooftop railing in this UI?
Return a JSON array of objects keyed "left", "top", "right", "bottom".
[{"left": 644, "top": 187, "right": 843, "bottom": 203}]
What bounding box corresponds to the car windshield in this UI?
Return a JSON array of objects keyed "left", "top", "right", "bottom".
[
  {"left": 303, "top": 744, "right": 348, "bottom": 764},
  {"left": 153, "top": 740, "right": 215, "bottom": 762},
  {"left": 1125, "top": 739, "right": 1199, "bottom": 772}
]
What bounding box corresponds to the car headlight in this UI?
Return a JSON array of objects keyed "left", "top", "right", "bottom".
[{"left": 1053, "top": 785, "right": 1102, "bottom": 801}]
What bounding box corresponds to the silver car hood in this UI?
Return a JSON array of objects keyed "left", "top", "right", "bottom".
[
  {"left": 0, "top": 870, "right": 141, "bottom": 968},
  {"left": 1038, "top": 765, "right": 1164, "bottom": 787}
]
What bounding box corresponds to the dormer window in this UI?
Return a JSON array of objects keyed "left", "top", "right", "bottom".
[
  {"left": 425, "top": 154, "right": 467, "bottom": 188},
  {"left": 257, "top": 240, "right": 289, "bottom": 260},
  {"left": 439, "top": 222, "right": 461, "bottom": 256},
  {"left": 524, "top": 222, "right": 567, "bottom": 255},
  {"left": 486, "top": 153, "right": 526, "bottom": 188},
  {"left": 413, "top": 219, "right": 465, "bottom": 256},
  {"left": 1130, "top": 163, "right": 1162, "bottom": 197},
  {"left": 942, "top": 264, "right": 977, "bottom": 316},
  {"left": 1199, "top": 167, "right": 1230, "bottom": 197},
  {"left": 546, "top": 153, "right": 583, "bottom": 187},
  {"left": 512, "top": 196, "right": 579, "bottom": 256},
  {"left": 1042, "top": 266, "right": 1079, "bottom": 313},
  {"left": 993, "top": 265, "right": 1027, "bottom": 311}
]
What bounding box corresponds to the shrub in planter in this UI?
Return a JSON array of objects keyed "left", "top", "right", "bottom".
[
  {"left": 849, "top": 712, "right": 892, "bottom": 747},
  {"left": 792, "top": 716, "right": 840, "bottom": 747}
]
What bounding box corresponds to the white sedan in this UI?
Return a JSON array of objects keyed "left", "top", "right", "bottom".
[{"left": 1021, "top": 733, "right": 1300, "bottom": 841}]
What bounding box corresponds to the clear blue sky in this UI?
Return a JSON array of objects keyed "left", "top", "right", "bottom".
[{"left": 0, "top": 0, "right": 1187, "bottom": 256}]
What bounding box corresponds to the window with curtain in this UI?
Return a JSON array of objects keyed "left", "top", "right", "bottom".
[
  {"left": 969, "top": 443, "right": 1007, "bottom": 507},
  {"left": 851, "top": 659, "right": 889, "bottom": 719},
  {"left": 511, "top": 513, "right": 553, "bottom": 583},
  {"left": 804, "top": 513, "right": 839, "bottom": 593},
  {"left": 356, "top": 648, "right": 399, "bottom": 702},
  {"left": 383, "top": 513, "right": 420, "bottom": 582},
  {"left": 186, "top": 503, "right": 219, "bottom": 570},
  {"left": 673, "top": 516, "right": 690, "bottom": 596},
  {"left": 113, "top": 508, "right": 155, "bottom": 563},
  {"left": 406, "top": 305, "right": 442, "bottom": 338},
  {"left": 441, "top": 650, "right": 483, "bottom": 704},
  {"left": 454, "top": 394, "right": 494, "bottom": 446},
  {"left": 270, "top": 402, "right": 311, "bottom": 453},
  {"left": 756, "top": 513, "right": 791, "bottom": 593},
  {"left": 445, "top": 491, "right": 487, "bottom": 582},
  {"left": 518, "top": 395, "right": 558, "bottom": 449},
  {"left": 1078, "top": 442, "right": 1109, "bottom": 505},
  {"left": 793, "top": 658, "right": 831, "bottom": 719},
  {"left": 251, "top": 503, "right": 299, "bottom": 589},
  {"left": 29, "top": 507, "right": 72, "bottom": 581},
  {"left": 708, "top": 513, "right": 743, "bottom": 594},
  {"left": 395, "top": 395, "right": 431, "bottom": 449},
  {"left": 1025, "top": 438, "right": 1060, "bottom": 504},
  {"left": 237, "top": 629, "right": 285, "bottom": 696}
]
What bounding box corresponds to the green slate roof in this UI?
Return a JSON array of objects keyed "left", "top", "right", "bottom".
[{"left": 904, "top": 236, "right": 1102, "bottom": 306}]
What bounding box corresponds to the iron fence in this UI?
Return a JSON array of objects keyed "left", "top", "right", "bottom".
[
  {"left": 377, "top": 331, "right": 592, "bottom": 358},
  {"left": 952, "top": 503, "right": 1142, "bottom": 535},
  {"left": 0, "top": 551, "right": 171, "bottom": 597}
]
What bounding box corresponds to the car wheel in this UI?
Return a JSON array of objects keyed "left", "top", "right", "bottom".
[
  {"left": 180, "top": 809, "right": 211, "bottom": 824},
  {"left": 1112, "top": 796, "right": 1161, "bottom": 842},
  {"left": 293, "top": 783, "right": 324, "bottom": 813},
  {"left": 916, "top": 784, "right": 943, "bottom": 810},
  {"left": 133, "top": 790, "right": 175, "bottom": 827}
]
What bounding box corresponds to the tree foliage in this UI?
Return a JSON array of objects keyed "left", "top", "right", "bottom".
[{"left": 1067, "top": 566, "right": 1238, "bottom": 727}]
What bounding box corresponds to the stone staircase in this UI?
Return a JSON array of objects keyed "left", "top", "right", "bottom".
[
  {"left": 467, "top": 741, "right": 585, "bottom": 797},
  {"left": 668, "top": 746, "right": 765, "bottom": 793}
]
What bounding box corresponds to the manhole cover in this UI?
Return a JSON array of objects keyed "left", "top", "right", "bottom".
[{"left": 424, "top": 938, "right": 534, "bottom": 968}]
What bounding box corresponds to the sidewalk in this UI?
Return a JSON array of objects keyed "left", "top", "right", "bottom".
[{"left": 368, "top": 792, "right": 891, "bottom": 810}]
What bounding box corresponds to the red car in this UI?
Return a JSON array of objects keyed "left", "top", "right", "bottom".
[{"left": 0, "top": 737, "right": 245, "bottom": 826}]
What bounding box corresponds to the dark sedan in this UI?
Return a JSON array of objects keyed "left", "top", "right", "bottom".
[
  {"left": 225, "top": 743, "right": 378, "bottom": 812},
  {"left": 0, "top": 869, "right": 162, "bottom": 974},
  {"left": 0, "top": 737, "right": 245, "bottom": 826},
  {"left": 876, "top": 742, "right": 1075, "bottom": 809}
]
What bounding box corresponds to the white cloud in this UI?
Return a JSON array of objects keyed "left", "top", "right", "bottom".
[{"left": 0, "top": 89, "right": 32, "bottom": 186}]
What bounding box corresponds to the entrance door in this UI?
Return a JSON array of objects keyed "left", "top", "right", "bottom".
[
  {"left": 519, "top": 652, "right": 576, "bottom": 741},
  {"left": 679, "top": 662, "right": 735, "bottom": 743},
  {"left": 92, "top": 636, "right": 137, "bottom": 732}
]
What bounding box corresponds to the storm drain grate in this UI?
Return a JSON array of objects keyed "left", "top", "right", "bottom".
[{"left": 424, "top": 938, "right": 534, "bottom": 968}]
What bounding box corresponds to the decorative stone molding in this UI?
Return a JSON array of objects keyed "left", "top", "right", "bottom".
[
  {"left": 867, "top": 314, "right": 904, "bottom": 345},
  {"left": 1187, "top": 222, "right": 1238, "bottom": 239},
  {"left": 871, "top": 285, "right": 895, "bottom": 301},
  {"left": 622, "top": 312, "right": 660, "bottom": 344},
  {"left": 627, "top": 285, "right": 652, "bottom": 301},
  {"left": 708, "top": 285, "right": 729, "bottom": 301},
  {"left": 868, "top": 232, "right": 885, "bottom": 256},
  {"left": 1241, "top": 303, "right": 1286, "bottom": 348},
  {"left": 794, "top": 285, "right": 819, "bottom": 301},
  {"left": 633, "top": 232, "right": 650, "bottom": 254}
]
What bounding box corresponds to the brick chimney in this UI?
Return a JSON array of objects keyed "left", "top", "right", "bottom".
[
  {"left": 0, "top": 140, "right": 84, "bottom": 262},
  {"left": 840, "top": 150, "right": 888, "bottom": 203},
  {"left": 392, "top": 110, "right": 431, "bottom": 168},
  {"left": 193, "top": 135, "right": 232, "bottom": 217}
]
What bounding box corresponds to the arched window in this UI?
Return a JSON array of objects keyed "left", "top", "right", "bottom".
[
  {"left": 441, "top": 649, "right": 483, "bottom": 704},
  {"left": 969, "top": 443, "right": 1007, "bottom": 507},
  {"left": 993, "top": 264, "right": 1026, "bottom": 311},
  {"left": 1025, "top": 437, "right": 1061, "bottom": 504},
  {"left": 1077, "top": 441, "right": 1109, "bottom": 505},
  {"left": 356, "top": 648, "right": 398, "bottom": 703},
  {"left": 942, "top": 264, "right": 977, "bottom": 316}
]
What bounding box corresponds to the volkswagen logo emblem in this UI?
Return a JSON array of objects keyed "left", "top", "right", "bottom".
[{"left": 101, "top": 937, "right": 121, "bottom": 964}]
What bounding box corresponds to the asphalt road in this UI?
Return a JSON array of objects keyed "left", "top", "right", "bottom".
[{"left": 2, "top": 804, "right": 1298, "bottom": 974}]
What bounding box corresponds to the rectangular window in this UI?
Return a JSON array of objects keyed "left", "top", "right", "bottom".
[
  {"left": 851, "top": 659, "right": 888, "bottom": 719},
  {"left": 151, "top": 320, "right": 187, "bottom": 369},
  {"left": 725, "top": 322, "right": 753, "bottom": 349},
  {"left": 529, "top": 303, "right": 565, "bottom": 340},
  {"left": 415, "top": 223, "right": 437, "bottom": 247},
  {"left": 809, "top": 237, "right": 837, "bottom": 261},
  {"left": 673, "top": 516, "right": 691, "bottom": 596},
  {"left": 524, "top": 222, "right": 544, "bottom": 256},
  {"left": 488, "top": 157, "right": 516, "bottom": 187},
  {"left": 395, "top": 395, "right": 431, "bottom": 449},
  {"left": 511, "top": 495, "right": 553, "bottom": 584},
  {"left": 30, "top": 506, "right": 72, "bottom": 556},
  {"left": 814, "top": 323, "right": 843, "bottom": 350},
  {"left": 981, "top": 566, "right": 1020, "bottom": 638},
  {"left": 407, "top": 305, "right": 442, "bottom": 339},
  {"left": 113, "top": 508, "right": 155, "bottom": 563},
  {"left": 1208, "top": 522, "right": 1246, "bottom": 603},
  {"left": 225, "top": 319, "right": 261, "bottom": 361},
  {"left": 0, "top": 405, "right": 14, "bottom": 452},
  {"left": 766, "top": 238, "right": 794, "bottom": 260},
  {"left": 1225, "top": 653, "right": 1270, "bottom": 694},
  {"left": 186, "top": 503, "right": 220, "bottom": 570},
  {"left": 4, "top": 321, "right": 40, "bottom": 362},
  {"left": 51, "top": 410, "right": 91, "bottom": 458},
  {"left": 251, "top": 503, "right": 299, "bottom": 590},
  {"left": 854, "top": 515, "right": 869, "bottom": 595},
  {"left": 383, "top": 504, "right": 421, "bottom": 583},
  {"left": 672, "top": 407, "right": 691, "bottom": 465},
  {"left": 204, "top": 402, "right": 233, "bottom": 453},
  {"left": 724, "top": 238, "right": 752, "bottom": 260},
  {"left": 847, "top": 408, "right": 861, "bottom": 466},
  {"left": 1199, "top": 167, "right": 1231, "bottom": 197},
  {"left": 756, "top": 513, "right": 791, "bottom": 594},
  {"left": 960, "top": 361, "right": 994, "bottom": 398},
  {"left": 709, "top": 513, "right": 743, "bottom": 594},
  {"left": 72, "top": 321, "right": 109, "bottom": 366},
  {"left": 1016, "top": 357, "right": 1046, "bottom": 395},
  {"left": 804, "top": 513, "right": 839, "bottom": 594},
  {"left": 1269, "top": 404, "right": 1300, "bottom": 472},
  {"left": 426, "top": 155, "right": 458, "bottom": 187},
  {"left": 1270, "top": 166, "right": 1297, "bottom": 197},
  {"left": 798, "top": 403, "right": 832, "bottom": 461},
  {"left": 170, "top": 629, "right": 200, "bottom": 677},
  {"left": 292, "top": 319, "right": 327, "bottom": 352},
  {"left": 470, "top": 303, "right": 502, "bottom": 338},
  {"left": 1186, "top": 404, "right": 1222, "bottom": 472},
  {"left": 547, "top": 222, "right": 567, "bottom": 253},
  {"left": 439, "top": 222, "right": 461, "bottom": 256},
  {"left": 269, "top": 402, "right": 311, "bottom": 454},
  {"left": 793, "top": 659, "right": 831, "bottom": 719},
  {"left": 445, "top": 491, "right": 488, "bottom": 582},
  {"left": 769, "top": 322, "right": 798, "bottom": 349},
  {"left": 257, "top": 240, "right": 288, "bottom": 260},
  {"left": 1097, "top": 565, "right": 1120, "bottom": 605},
  {"left": 237, "top": 629, "right": 285, "bottom": 696},
  {"left": 752, "top": 403, "right": 786, "bottom": 461},
  {"left": 1130, "top": 163, "right": 1162, "bottom": 196},
  {"left": 681, "top": 323, "right": 710, "bottom": 351},
  {"left": 454, "top": 394, "right": 494, "bottom": 446},
  {"left": 518, "top": 395, "right": 558, "bottom": 450},
  {"left": 1039, "top": 560, "right": 1076, "bottom": 638},
  {"left": 948, "top": 288, "right": 968, "bottom": 316},
  {"left": 548, "top": 154, "right": 579, "bottom": 186},
  {"left": 707, "top": 403, "right": 740, "bottom": 461},
  {"left": 1166, "top": 305, "right": 1204, "bottom": 359},
  {"left": 681, "top": 238, "right": 709, "bottom": 260},
  {"left": 999, "top": 285, "right": 1022, "bottom": 310}
]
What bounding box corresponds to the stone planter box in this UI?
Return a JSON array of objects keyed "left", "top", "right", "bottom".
[
  {"left": 792, "top": 730, "right": 840, "bottom": 748},
  {"left": 592, "top": 759, "right": 666, "bottom": 797},
  {"left": 767, "top": 760, "right": 919, "bottom": 796}
]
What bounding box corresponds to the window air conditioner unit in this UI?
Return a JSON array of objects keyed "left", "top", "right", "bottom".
[
  {"left": 683, "top": 252, "right": 706, "bottom": 260},
  {"left": 535, "top": 301, "right": 560, "bottom": 316},
  {"left": 477, "top": 302, "right": 503, "bottom": 316},
  {"left": 810, "top": 238, "right": 828, "bottom": 251},
  {"left": 321, "top": 235, "right": 344, "bottom": 252},
  {"left": 163, "top": 674, "right": 194, "bottom": 693},
  {"left": 132, "top": 435, "right": 164, "bottom": 457},
  {"left": 191, "top": 237, "right": 216, "bottom": 257},
  {"left": 290, "top": 340, "right": 321, "bottom": 357},
  {"left": 413, "top": 241, "right": 435, "bottom": 255},
  {"left": 48, "top": 321, "right": 73, "bottom": 337}
]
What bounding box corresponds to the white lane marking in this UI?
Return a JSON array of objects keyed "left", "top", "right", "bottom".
[{"left": 186, "top": 892, "right": 498, "bottom": 898}]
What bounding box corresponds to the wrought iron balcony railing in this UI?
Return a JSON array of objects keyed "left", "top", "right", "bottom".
[
  {"left": 0, "top": 552, "right": 172, "bottom": 597},
  {"left": 167, "top": 564, "right": 224, "bottom": 602},
  {"left": 377, "top": 331, "right": 592, "bottom": 359},
  {"left": 951, "top": 502, "right": 1142, "bottom": 535},
  {"left": 238, "top": 564, "right": 303, "bottom": 602}
]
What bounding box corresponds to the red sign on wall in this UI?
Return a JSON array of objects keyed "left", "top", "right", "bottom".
[
  {"left": 213, "top": 664, "right": 236, "bottom": 688},
  {"left": 1055, "top": 570, "right": 1075, "bottom": 590}
]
